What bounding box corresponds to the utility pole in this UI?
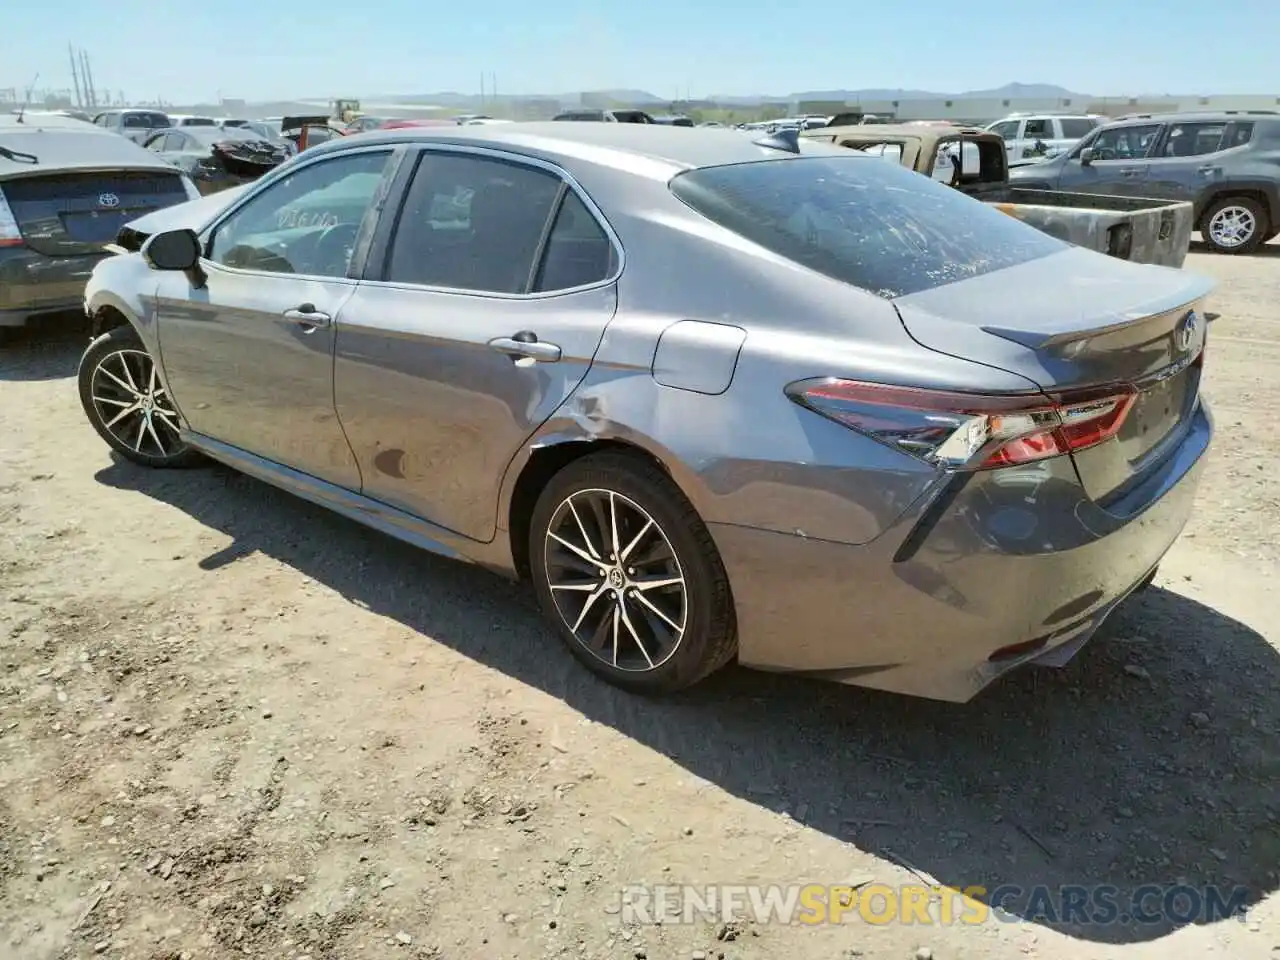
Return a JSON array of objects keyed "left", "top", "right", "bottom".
[
  {"left": 80, "top": 49, "right": 97, "bottom": 108},
  {"left": 480, "top": 72, "right": 486, "bottom": 108},
  {"left": 69, "top": 43, "right": 83, "bottom": 108}
]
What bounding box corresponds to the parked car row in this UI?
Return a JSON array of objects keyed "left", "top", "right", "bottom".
[{"left": 63, "top": 121, "right": 1214, "bottom": 706}]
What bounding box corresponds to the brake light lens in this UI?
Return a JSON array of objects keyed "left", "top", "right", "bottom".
[
  {"left": 0, "top": 188, "right": 23, "bottom": 248},
  {"left": 786, "top": 378, "right": 1137, "bottom": 470}
]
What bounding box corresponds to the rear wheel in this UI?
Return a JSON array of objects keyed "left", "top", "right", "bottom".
[
  {"left": 528, "top": 452, "right": 737, "bottom": 694},
  {"left": 77, "top": 325, "right": 202, "bottom": 468},
  {"left": 1201, "top": 196, "right": 1269, "bottom": 254}
]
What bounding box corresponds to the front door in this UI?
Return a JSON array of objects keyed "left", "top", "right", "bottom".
[
  {"left": 334, "top": 148, "right": 620, "bottom": 541},
  {"left": 155, "top": 147, "right": 395, "bottom": 489},
  {"left": 1057, "top": 122, "right": 1162, "bottom": 196}
]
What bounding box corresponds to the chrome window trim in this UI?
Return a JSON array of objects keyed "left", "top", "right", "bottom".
[{"left": 363, "top": 141, "right": 625, "bottom": 301}]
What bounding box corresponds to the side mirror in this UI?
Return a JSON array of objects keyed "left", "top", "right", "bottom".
[
  {"left": 141, "top": 228, "right": 206, "bottom": 287},
  {"left": 1079, "top": 147, "right": 1096, "bottom": 166}
]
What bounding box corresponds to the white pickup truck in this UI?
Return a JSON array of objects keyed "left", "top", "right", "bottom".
[{"left": 985, "top": 113, "right": 1105, "bottom": 161}]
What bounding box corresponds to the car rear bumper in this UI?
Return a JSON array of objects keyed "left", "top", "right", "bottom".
[
  {"left": 0, "top": 245, "right": 105, "bottom": 325},
  {"left": 711, "top": 401, "right": 1212, "bottom": 702}
]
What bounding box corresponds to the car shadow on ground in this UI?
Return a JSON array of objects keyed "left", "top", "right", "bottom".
[
  {"left": 96, "top": 458, "right": 1279, "bottom": 946},
  {"left": 1189, "top": 236, "right": 1280, "bottom": 257},
  {"left": 0, "top": 313, "right": 91, "bottom": 382}
]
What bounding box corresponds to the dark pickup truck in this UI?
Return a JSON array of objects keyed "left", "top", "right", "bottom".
[{"left": 805, "top": 124, "right": 1194, "bottom": 267}]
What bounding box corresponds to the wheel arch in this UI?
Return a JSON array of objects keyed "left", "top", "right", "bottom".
[
  {"left": 1197, "top": 186, "right": 1275, "bottom": 230},
  {"left": 86, "top": 292, "right": 143, "bottom": 340},
  {"left": 503, "top": 430, "right": 709, "bottom": 581}
]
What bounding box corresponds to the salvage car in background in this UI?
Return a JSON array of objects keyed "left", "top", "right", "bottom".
[
  {"left": 141, "top": 126, "right": 291, "bottom": 195},
  {"left": 77, "top": 124, "right": 1213, "bottom": 704},
  {"left": 986, "top": 113, "right": 1104, "bottom": 160},
  {"left": 807, "top": 123, "right": 1194, "bottom": 266},
  {"left": 92, "top": 108, "right": 173, "bottom": 144},
  {"left": 280, "top": 115, "right": 346, "bottom": 152},
  {"left": 1009, "top": 110, "right": 1280, "bottom": 254},
  {"left": 0, "top": 113, "right": 196, "bottom": 337}
]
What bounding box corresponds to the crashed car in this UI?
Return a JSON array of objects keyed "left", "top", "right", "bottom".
[
  {"left": 77, "top": 124, "right": 1213, "bottom": 704},
  {"left": 140, "top": 126, "right": 291, "bottom": 195},
  {"left": 0, "top": 113, "right": 196, "bottom": 337},
  {"left": 280, "top": 116, "right": 346, "bottom": 152}
]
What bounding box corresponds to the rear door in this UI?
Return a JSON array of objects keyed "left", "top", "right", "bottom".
[
  {"left": 1057, "top": 122, "right": 1161, "bottom": 196},
  {"left": 1, "top": 168, "right": 190, "bottom": 254},
  {"left": 333, "top": 146, "right": 620, "bottom": 541},
  {"left": 1143, "top": 120, "right": 1246, "bottom": 203}
]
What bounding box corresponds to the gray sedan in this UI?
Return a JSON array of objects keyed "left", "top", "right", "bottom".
[{"left": 77, "top": 123, "right": 1215, "bottom": 702}]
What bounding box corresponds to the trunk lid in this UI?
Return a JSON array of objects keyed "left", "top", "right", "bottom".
[
  {"left": 893, "top": 245, "right": 1214, "bottom": 503},
  {"left": 2, "top": 169, "right": 191, "bottom": 256}
]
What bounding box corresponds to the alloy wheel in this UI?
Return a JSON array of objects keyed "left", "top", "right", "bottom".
[
  {"left": 1208, "top": 205, "right": 1256, "bottom": 249},
  {"left": 89, "top": 348, "right": 184, "bottom": 459},
  {"left": 543, "top": 488, "right": 688, "bottom": 672}
]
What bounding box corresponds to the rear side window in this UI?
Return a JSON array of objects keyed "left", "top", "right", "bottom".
[
  {"left": 670, "top": 156, "right": 1064, "bottom": 299},
  {"left": 1023, "top": 119, "right": 1052, "bottom": 137},
  {"left": 1059, "top": 118, "right": 1097, "bottom": 139},
  {"left": 533, "top": 191, "right": 618, "bottom": 292}
]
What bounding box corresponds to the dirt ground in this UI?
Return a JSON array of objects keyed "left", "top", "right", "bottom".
[{"left": 2, "top": 240, "right": 1278, "bottom": 960}]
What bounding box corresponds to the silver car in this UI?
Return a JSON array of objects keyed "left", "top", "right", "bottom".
[{"left": 77, "top": 123, "right": 1215, "bottom": 702}]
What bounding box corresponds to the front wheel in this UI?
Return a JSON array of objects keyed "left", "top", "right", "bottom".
[
  {"left": 529, "top": 452, "right": 737, "bottom": 694},
  {"left": 77, "top": 325, "right": 202, "bottom": 468},
  {"left": 1201, "top": 196, "right": 1269, "bottom": 255}
]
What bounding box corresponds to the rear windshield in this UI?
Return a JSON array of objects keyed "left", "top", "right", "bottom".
[{"left": 669, "top": 155, "right": 1064, "bottom": 298}]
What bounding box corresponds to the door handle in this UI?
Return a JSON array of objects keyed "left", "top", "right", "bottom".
[
  {"left": 283, "top": 302, "right": 331, "bottom": 330},
  {"left": 1197, "top": 165, "right": 1217, "bottom": 175},
  {"left": 488, "top": 332, "right": 562, "bottom": 362}
]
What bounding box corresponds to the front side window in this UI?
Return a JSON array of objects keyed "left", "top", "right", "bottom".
[
  {"left": 671, "top": 156, "right": 1063, "bottom": 300},
  {"left": 385, "top": 152, "right": 563, "bottom": 293},
  {"left": 208, "top": 150, "right": 391, "bottom": 278},
  {"left": 989, "top": 120, "right": 1020, "bottom": 140},
  {"left": 1090, "top": 123, "right": 1161, "bottom": 160}
]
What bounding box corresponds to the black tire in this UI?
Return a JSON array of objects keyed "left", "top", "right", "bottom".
[
  {"left": 528, "top": 452, "right": 737, "bottom": 694},
  {"left": 78, "top": 325, "right": 202, "bottom": 468},
  {"left": 1200, "top": 195, "right": 1269, "bottom": 255}
]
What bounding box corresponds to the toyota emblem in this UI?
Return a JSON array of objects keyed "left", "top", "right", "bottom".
[
  {"left": 98, "top": 193, "right": 120, "bottom": 209},
  {"left": 1176, "top": 311, "right": 1198, "bottom": 353}
]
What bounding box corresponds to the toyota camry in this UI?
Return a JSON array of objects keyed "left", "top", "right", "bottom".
[{"left": 76, "top": 122, "right": 1214, "bottom": 701}]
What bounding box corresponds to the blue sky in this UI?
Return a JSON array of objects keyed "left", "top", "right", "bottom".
[{"left": 7, "top": 0, "right": 1279, "bottom": 104}]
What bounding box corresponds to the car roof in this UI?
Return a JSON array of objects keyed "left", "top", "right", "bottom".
[
  {"left": 0, "top": 117, "right": 180, "bottom": 178},
  {"left": 1103, "top": 110, "right": 1280, "bottom": 127},
  {"left": 306, "top": 121, "right": 851, "bottom": 176}
]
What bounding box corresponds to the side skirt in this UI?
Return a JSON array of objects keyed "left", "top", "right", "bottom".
[{"left": 181, "top": 431, "right": 519, "bottom": 579}]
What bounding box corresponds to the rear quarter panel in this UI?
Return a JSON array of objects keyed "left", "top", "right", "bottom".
[{"left": 499, "top": 184, "right": 1038, "bottom": 547}]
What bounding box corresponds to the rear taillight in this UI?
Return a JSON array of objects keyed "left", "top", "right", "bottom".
[
  {"left": 786, "top": 378, "right": 1138, "bottom": 470},
  {"left": 0, "top": 188, "right": 23, "bottom": 248}
]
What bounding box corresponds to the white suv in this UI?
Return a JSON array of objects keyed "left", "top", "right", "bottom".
[{"left": 986, "top": 114, "right": 1104, "bottom": 161}]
